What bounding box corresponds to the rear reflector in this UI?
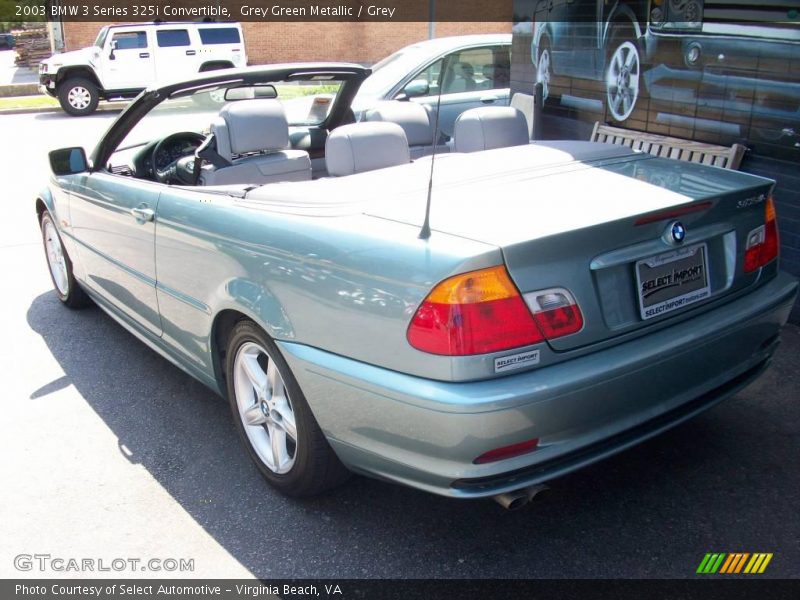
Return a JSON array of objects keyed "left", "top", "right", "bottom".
[
  {"left": 407, "top": 265, "right": 543, "bottom": 356},
  {"left": 474, "top": 438, "right": 540, "bottom": 464},
  {"left": 744, "top": 197, "right": 779, "bottom": 273}
]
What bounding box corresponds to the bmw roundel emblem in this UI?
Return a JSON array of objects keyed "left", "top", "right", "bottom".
[{"left": 667, "top": 221, "right": 686, "bottom": 245}]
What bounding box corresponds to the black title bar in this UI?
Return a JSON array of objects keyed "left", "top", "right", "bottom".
[{"left": 5, "top": 0, "right": 514, "bottom": 23}]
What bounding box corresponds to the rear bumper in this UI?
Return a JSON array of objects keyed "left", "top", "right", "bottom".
[{"left": 279, "top": 272, "right": 798, "bottom": 498}]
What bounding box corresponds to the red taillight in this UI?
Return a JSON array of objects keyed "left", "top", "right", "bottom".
[
  {"left": 744, "top": 197, "right": 779, "bottom": 273},
  {"left": 407, "top": 267, "right": 584, "bottom": 356},
  {"left": 474, "top": 438, "right": 540, "bottom": 464},
  {"left": 407, "top": 265, "right": 543, "bottom": 356}
]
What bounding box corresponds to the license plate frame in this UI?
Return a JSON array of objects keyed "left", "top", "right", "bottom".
[{"left": 635, "top": 243, "right": 711, "bottom": 320}]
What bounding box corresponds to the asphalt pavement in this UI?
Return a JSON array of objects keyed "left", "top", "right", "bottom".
[{"left": 1, "top": 110, "right": 798, "bottom": 580}]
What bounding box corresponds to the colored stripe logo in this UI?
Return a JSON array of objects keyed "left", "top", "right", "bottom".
[{"left": 697, "top": 553, "right": 773, "bottom": 574}]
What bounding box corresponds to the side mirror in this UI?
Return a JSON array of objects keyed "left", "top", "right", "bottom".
[
  {"left": 49, "top": 147, "right": 89, "bottom": 176},
  {"left": 401, "top": 80, "right": 430, "bottom": 98},
  {"left": 109, "top": 40, "right": 117, "bottom": 60}
]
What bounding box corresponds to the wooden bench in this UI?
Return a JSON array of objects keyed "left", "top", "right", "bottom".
[{"left": 590, "top": 122, "right": 747, "bottom": 170}]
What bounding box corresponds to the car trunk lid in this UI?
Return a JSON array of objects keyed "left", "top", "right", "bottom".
[{"left": 365, "top": 142, "right": 776, "bottom": 351}]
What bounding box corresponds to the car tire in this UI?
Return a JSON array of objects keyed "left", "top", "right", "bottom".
[
  {"left": 40, "top": 211, "right": 92, "bottom": 308},
  {"left": 605, "top": 28, "right": 643, "bottom": 122},
  {"left": 58, "top": 77, "right": 100, "bottom": 117},
  {"left": 536, "top": 39, "right": 552, "bottom": 104},
  {"left": 225, "top": 320, "right": 350, "bottom": 497}
]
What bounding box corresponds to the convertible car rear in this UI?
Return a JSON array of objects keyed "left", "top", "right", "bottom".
[{"left": 37, "top": 64, "right": 797, "bottom": 506}]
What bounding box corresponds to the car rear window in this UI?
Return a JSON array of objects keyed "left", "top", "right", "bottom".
[
  {"left": 157, "top": 30, "right": 190, "bottom": 48},
  {"left": 198, "top": 28, "right": 241, "bottom": 45}
]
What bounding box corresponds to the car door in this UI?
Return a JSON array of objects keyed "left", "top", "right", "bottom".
[
  {"left": 100, "top": 29, "right": 155, "bottom": 90},
  {"left": 153, "top": 27, "right": 198, "bottom": 84},
  {"left": 400, "top": 45, "right": 512, "bottom": 138},
  {"left": 68, "top": 173, "right": 163, "bottom": 336}
]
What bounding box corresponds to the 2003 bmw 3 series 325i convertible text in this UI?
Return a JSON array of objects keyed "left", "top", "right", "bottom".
[{"left": 37, "top": 64, "right": 797, "bottom": 508}]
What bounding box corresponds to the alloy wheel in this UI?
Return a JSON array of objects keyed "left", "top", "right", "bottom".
[
  {"left": 43, "top": 219, "right": 69, "bottom": 296},
  {"left": 233, "top": 341, "right": 298, "bottom": 474},
  {"left": 606, "top": 41, "right": 640, "bottom": 122},
  {"left": 537, "top": 47, "right": 551, "bottom": 102}
]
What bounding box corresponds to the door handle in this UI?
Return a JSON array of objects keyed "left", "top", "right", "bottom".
[
  {"left": 130, "top": 207, "right": 155, "bottom": 222},
  {"left": 186, "top": 50, "right": 196, "bottom": 56},
  {"left": 480, "top": 96, "right": 498, "bottom": 104},
  {"left": 139, "top": 52, "right": 150, "bottom": 58}
]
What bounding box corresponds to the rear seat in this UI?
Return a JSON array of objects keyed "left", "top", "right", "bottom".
[
  {"left": 325, "top": 121, "right": 411, "bottom": 176},
  {"left": 452, "top": 106, "right": 529, "bottom": 153},
  {"left": 364, "top": 101, "right": 449, "bottom": 159}
]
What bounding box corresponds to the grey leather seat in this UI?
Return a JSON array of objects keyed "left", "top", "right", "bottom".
[
  {"left": 364, "top": 101, "right": 449, "bottom": 159},
  {"left": 452, "top": 106, "right": 530, "bottom": 153},
  {"left": 447, "top": 62, "right": 476, "bottom": 93},
  {"left": 199, "top": 99, "right": 312, "bottom": 186},
  {"left": 325, "top": 122, "right": 410, "bottom": 176}
]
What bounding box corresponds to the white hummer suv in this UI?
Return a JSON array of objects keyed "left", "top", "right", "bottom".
[{"left": 39, "top": 22, "right": 247, "bottom": 116}]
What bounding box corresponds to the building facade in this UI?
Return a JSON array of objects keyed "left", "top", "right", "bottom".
[{"left": 59, "top": 21, "right": 511, "bottom": 65}]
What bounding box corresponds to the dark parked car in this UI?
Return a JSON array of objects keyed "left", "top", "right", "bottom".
[{"left": 0, "top": 33, "right": 16, "bottom": 49}]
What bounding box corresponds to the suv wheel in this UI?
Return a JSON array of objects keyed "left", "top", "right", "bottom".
[{"left": 58, "top": 77, "right": 100, "bottom": 116}]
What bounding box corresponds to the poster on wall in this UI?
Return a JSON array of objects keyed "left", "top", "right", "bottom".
[{"left": 511, "top": 0, "right": 800, "bottom": 161}]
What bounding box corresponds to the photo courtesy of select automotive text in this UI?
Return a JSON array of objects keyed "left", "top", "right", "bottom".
[{"left": 1, "top": 0, "right": 799, "bottom": 598}]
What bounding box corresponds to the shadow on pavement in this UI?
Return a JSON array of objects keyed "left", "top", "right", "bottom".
[{"left": 26, "top": 291, "right": 800, "bottom": 578}]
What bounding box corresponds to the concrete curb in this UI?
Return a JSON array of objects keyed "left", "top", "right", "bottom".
[
  {"left": 0, "top": 101, "right": 128, "bottom": 116},
  {"left": 0, "top": 83, "right": 39, "bottom": 97},
  {"left": 0, "top": 105, "right": 60, "bottom": 115}
]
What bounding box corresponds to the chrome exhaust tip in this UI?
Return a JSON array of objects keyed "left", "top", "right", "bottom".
[{"left": 493, "top": 484, "right": 549, "bottom": 511}]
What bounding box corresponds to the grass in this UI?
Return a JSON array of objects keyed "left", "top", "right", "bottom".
[
  {"left": 273, "top": 83, "right": 341, "bottom": 99},
  {"left": 0, "top": 84, "right": 342, "bottom": 112},
  {"left": 0, "top": 94, "right": 59, "bottom": 110}
]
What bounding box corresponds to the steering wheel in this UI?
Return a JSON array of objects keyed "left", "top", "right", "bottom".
[{"left": 151, "top": 132, "right": 205, "bottom": 184}]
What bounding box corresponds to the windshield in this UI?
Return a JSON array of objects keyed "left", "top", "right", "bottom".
[
  {"left": 94, "top": 27, "right": 109, "bottom": 49},
  {"left": 116, "top": 78, "right": 344, "bottom": 151},
  {"left": 356, "top": 45, "right": 437, "bottom": 99}
]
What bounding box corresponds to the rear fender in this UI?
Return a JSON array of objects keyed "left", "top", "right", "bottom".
[
  {"left": 206, "top": 284, "right": 296, "bottom": 396},
  {"left": 218, "top": 278, "right": 296, "bottom": 341}
]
